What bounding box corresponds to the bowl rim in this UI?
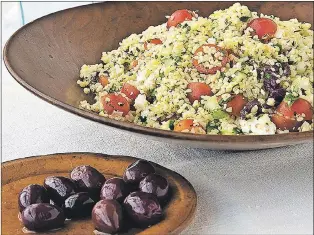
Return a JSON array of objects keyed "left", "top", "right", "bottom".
[{"left": 3, "top": 2, "right": 314, "bottom": 145}]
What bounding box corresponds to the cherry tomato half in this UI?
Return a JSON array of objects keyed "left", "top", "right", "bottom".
[
  {"left": 291, "top": 98, "right": 313, "bottom": 121},
  {"left": 272, "top": 98, "right": 313, "bottom": 131},
  {"left": 187, "top": 82, "right": 212, "bottom": 104},
  {"left": 192, "top": 44, "right": 229, "bottom": 75},
  {"left": 226, "top": 94, "right": 248, "bottom": 117},
  {"left": 167, "top": 9, "right": 194, "bottom": 28},
  {"left": 272, "top": 101, "right": 296, "bottom": 130},
  {"left": 247, "top": 18, "right": 277, "bottom": 40},
  {"left": 121, "top": 83, "right": 140, "bottom": 101},
  {"left": 101, "top": 93, "right": 130, "bottom": 116},
  {"left": 271, "top": 114, "right": 296, "bottom": 131},
  {"left": 174, "top": 119, "right": 205, "bottom": 133},
  {"left": 99, "top": 75, "right": 109, "bottom": 87},
  {"left": 144, "top": 38, "right": 163, "bottom": 50}
]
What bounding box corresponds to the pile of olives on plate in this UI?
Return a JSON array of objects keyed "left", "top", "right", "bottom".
[{"left": 18, "top": 159, "right": 170, "bottom": 234}]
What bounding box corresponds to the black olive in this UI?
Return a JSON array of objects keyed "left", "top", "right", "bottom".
[
  {"left": 63, "top": 192, "right": 95, "bottom": 219},
  {"left": 44, "top": 176, "right": 77, "bottom": 206},
  {"left": 18, "top": 184, "right": 49, "bottom": 212},
  {"left": 123, "top": 160, "right": 155, "bottom": 184},
  {"left": 240, "top": 99, "right": 263, "bottom": 119},
  {"left": 139, "top": 173, "right": 169, "bottom": 200},
  {"left": 123, "top": 191, "right": 163, "bottom": 227},
  {"left": 92, "top": 199, "right": 123, "bottom": 233},
  {"left": 21, "top": 203, "right": 65, "bottom": 231},
  {"left": 70, "top": 165, "right": 106, "bottom": 200},
  {"left": 100, "top": 177, "right": 130, "bottom": 202}
]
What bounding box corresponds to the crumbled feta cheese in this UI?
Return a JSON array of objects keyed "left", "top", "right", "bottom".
[
  {"left": 266, "top": 98, "right": 275, "bottom": 106},
  {"left": 134, "top": 94, "right": 148, "bottom": 111},
  {"left": 240, "top": 114, "right": 277, "bottom": 135},
  {"left": 300, "top": 121, "right": 312, "bottom": 132}
]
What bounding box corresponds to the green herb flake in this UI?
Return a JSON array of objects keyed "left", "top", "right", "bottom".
[
  {"left": 206, "top": 122, "right": 219, "bottom": 134},
  {"left": 275, "top": 44, "right": 282, "bottom": 53},
  {"left": 139, "top": 116, "right": 147, "bottom": 123},
  {"left": 240, "top": 16, "right": 250, "bottom": 22},
  {"left": 284, "top": 93, "right": 298, "bottom": 105},
  {"left": 159, "top": 71, "right": 165, "bottom": 78},
  {"left": 264, "top": 73, "right": 271, "bottom": 79},
  {"left": 233, "top": 127, "right": 242, "bottom": 134},
  {"left": 169, "top": 120, "right": 175, "bottom": 130}
]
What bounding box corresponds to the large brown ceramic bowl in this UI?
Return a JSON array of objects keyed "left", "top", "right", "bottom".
[{"left": 3, "top": 2, "right": 314, "bottom": 150}]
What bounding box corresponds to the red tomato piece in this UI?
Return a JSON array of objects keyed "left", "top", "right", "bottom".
[
  {"left": 121, "top": 83, "right": 140, "bottom": 101},
  {"left": 167, "top": 9, "right": 194, "bottom": 28},
  {"left": 226, "top": 94, "right": 248, "bottom": 117},
  {"left": 174, "top": 119, "right": 205, "bottom": 134},
  {"left": 291, "top": 98, "right": 313, "bottom": 121},
  {"left": 247, "top": 18, "right": 277, "bottom": 40},
  {"left": 101, "top": 93, "right": 130, "bottom": 116},
  {"left": 144, "top": 38, "right": 163, "bottom": 50},
  {"left": 272, "top": 101, "right": 296, "bottom": 131},
  {"left": 99, "top": 75, "right": 109, "bottom": 87},
  {"left": 276, "top": 101, "right": 294, "bottom": 118},
  {"left": 271, "top": 114, "right": 297, "bottom": 131},
  {"left": 187, "top": 82, "right": 212, "bottom": 104},
  {"left": 192, "top": 44, "right": 229, "bottom": 75},
  {"left": 174, "top": 119, "right": 194, "bottom": 132}
]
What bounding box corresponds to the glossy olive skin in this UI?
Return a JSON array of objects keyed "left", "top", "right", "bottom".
[
  {"left": 100, "top": 177, "right": 130, "bottom": 202},
  {"left": 18, "top": 184, "right": 50, "bottom": 212},
  {"left": 70, "top": 165, "right": 106, "bottom": 200},
  {"left": 44, "top": 176, "right": 77, "bottom": 206},
  {"left": 123, "top": 160, "right": 155, "bottom": 184},
  {"left": 92, "top": 199, "right": 123, "bottom": 233},
  {"left": 123, "top": 191, "right": 163, "bottom": 227},
  {"left": 139, "top": 173, "right": 169, "bottom": 200},
  {"left": 63, "top": 192, "right": 95, "bottom": 219},
  {"left": 21, "top": 203, "right": 65, "bottom": 231}
]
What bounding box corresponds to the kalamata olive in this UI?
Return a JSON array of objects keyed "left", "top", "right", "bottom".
[
  {"left": 92, "top": 199, "right": 123, "bottom": 234},
  {"left": 18, "top": 184, "right": 49, "bottom": 212},
  {"left": 269, "top": 87, "right": 286, "bottom": 105},
  {"left": 63, "top": 192, "right": 95, "bottom": 219},
  {"left": 44, "top": 176, "right": 77, "bottom": 206},
  {"left": 21, "top": 203, "right": 65, "bottom": 231},
  {"left": 70, "top": 165, "right": 106, "bottom": 199},
  {"left": 123, "top": 160, "right": 155, "bottom": 184},
  {"left": 100, "top": 177, "right": 130, "bottom": 202},
  {"left": 240, "top": 99, "right": 262, "bottom": 119},
  {"left": 258, "top": 63, "right": 287, "bottom": 106},
  {"left": 123, "top": 191, "right": 163, "bottom": 227},
  {"left": 139, "top": 174, "right": 169, "bottom": 200}
]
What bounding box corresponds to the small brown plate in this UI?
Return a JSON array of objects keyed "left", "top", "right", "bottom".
[{"left": 1, "top": 153, "right": 197, "bottom": 235}]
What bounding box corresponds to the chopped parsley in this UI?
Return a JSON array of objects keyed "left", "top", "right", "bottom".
[
  {"left": 169, "top": 120, "right": 175, "bottom": 130},
  {"left": 206, "top": 121, "right": 220, "bottom": 134},
  {"left": 240, "top": 16, "right": 250, "bottom": 22},
  {"left": 218, "top": 96, "right": 232, "bottom": 106},
  {"left": 139, "top": 116, "right": 147, "bottom": 123},
  {"left": 233, "top": 127, "right": 242, "bottom": 134},
  {"left": 264, "top": 73, "right": 271, "bottom": 79},
  {"left": 284, "top": 93, "right": 298, "bottom": 105},
  {"left": 274, "top": 44, "right": 282, "bottom": 53}
]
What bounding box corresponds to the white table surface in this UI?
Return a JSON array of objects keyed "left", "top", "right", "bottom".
[{"left": 1, "top": 3, "right": 313, "bottom": 234}]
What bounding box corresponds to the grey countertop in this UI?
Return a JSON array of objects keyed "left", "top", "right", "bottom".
[{"left": 2, "top": 3, "right": 313, "bottom": 234}]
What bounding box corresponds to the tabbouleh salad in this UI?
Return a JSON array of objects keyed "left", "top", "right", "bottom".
[{"left": 77, "top": 3, "right": 313, "bottom": 135}]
